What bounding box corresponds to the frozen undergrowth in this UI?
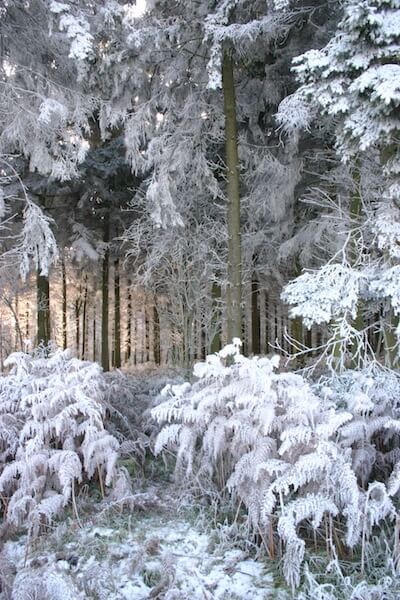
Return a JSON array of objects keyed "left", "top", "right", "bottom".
[
  {"left": 1, "top": 482, "right": 274, "bottom": 600},
  {"left": 2, "top": 367, "right": 400, "bottom": 600}
]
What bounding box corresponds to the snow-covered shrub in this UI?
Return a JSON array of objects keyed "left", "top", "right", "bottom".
[
  {"left": 0, "top": 349, "right": 121, "bottom": 536},
  {"left": 152, "top": 342, "right": 400, "bottom": 589},
  {"left": 320, "top": 366, "right": 400, "bottom": 490}
]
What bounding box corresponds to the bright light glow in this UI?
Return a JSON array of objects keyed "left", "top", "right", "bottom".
[
  {"left": 124, "top": 0, "right": 147, "bottom": 19},
  {"left": 2, "top": 60, "right": 16, "bottom": 77}
]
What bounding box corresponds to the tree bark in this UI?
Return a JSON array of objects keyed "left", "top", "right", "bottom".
[
  {"left": 101, "top": 211, "right": 110, "bottom": 371},
  {"left": 222, "top": 51, "right": 242, "bottom": 342},
  {"left": 92, "top": 305, "right": 97, "bottom": 362},
  {"left": 251, "top": 276, "right": 260, "bottom": 354},
  {"left": 75, "top": 293, "right": 81, "bottom": 357},
  {"left": 81, "top": 277, "right": 88, "bottom": 360},
  {"left": 61, "top": 254, "right": 67, "bottom": 350},
  {"left": 210, "top": 281, "right": 222, "bottom": 353},
  {"left": 126, "top": 278, "right": 132, "bottom": 363},
  {"left": 37, "top": 269, "right": 50, "bottom": 346},
  {"left": 113, "top": 259, "right": 121, "bottom": 368}
]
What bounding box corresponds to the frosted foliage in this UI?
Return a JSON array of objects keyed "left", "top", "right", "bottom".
[
  {"left": 374, "top": 206, "right": 400, "bottom": 259},
  {"left": 18, "top": 201, "right": 59, "bottom": 280},
  {"left": 153, "top": 343, "right": 400, "bottom": 589},
  {"left": 282, "top": 263, "right": 363, "bottom": 328},
  {"left": 291, "top": 0, "right": 400, "bottom": 178},
  {"left": 0, "top": 2, "right": 94, "bottom": 179},
  {"left": 275, "top": 94, "right": 314, "bottom": 134},
  {"left": 0, "top": 349, "right": 120, "bottom": 535},
  {"left": 50, "top": 2, "right": 94, "bottom": 63}
]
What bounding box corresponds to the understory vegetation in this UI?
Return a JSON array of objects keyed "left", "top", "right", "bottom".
[{"left": 1, "top": 344, "right": 400, "bottom": 599}]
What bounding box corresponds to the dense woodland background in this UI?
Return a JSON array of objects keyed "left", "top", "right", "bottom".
[{"left": 0, "top": 0, "right": 354, "bottom": 371}]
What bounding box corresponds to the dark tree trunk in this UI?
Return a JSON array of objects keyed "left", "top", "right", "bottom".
[
  {"left": 153, "top": 303, "right": 160, "bottom": 365},
  {"left": 92, "top": 305, "right": 97, "bottom": 362},
  {"left": 62, "top": 254, "right": 67, "bottom": 350},
  {"left": 251, "top": 276, "right": 260, "bottom": 354},
  {"left": 126, "top": 278, "right": 132, "bottom": 362},
  {"left": 113, "top": 259, "right": 121, "bottom": 368},
  {"left": 81, "top": 277, "right": 88, "bottom": 360},
  {"left": 37, "top": 270, "right": 50, "bottom": 346},
  {"left": 101, "top": 212, "right": 110, "bottom": 371},
  {"left": 222, "top": 52, "right": 242, "bottom": 342}
]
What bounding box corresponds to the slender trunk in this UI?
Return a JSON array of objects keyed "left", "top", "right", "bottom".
[
  {"left": 126, "top": 278, "right": 132, "bottom": 362},
  {"left": 222, "top": 51, "right": 242, "bottom": 342},
  {"left": 210, "top": 281, "right": 222, "bottom": 353},
  {"left": 251, "top": 276, "right": 260, "bottom": 354},
  {"left": 75, "top": 294, "right": 81, "bottom": 356},
  {"left": 37, "top": 269, "right": 50, "bottom": 346},
  {"left": 113, "top": 259, "right": 121, "bottom": 368},
  {"left": 92, "top": 305, "right": 97, "bottom": 362},
  {"left": 153, "top": 303, "right": 160, "bottom": 365},
  {"left": 101, "top": 212, "right": 110, "bottom": 371},
  {"left": 25, "top": 302, "right": 29, "bottom": 339},
  {"left": 62, "top": 254, "right": 67, "bottom": 350},
  {"left": 349, "top": 168, "right": 364, "bottom": 367},
  {"left": 259, "top": 289, "right": 266, "bottom": 354},
  {"left": 81, "top": 277, "right": 88, "bottom": 360}
]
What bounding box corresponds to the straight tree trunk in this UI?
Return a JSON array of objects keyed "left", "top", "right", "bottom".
[
  {"left": 81, "top": 277, "right": 88, "bottom": 360},
  {"left": 153, "top": 303, "right": 160, "bottom": 365},
  {"left": 92, "top": 305, "right": 97, "bottom": 362},
  {"left": 126, "top": 278, "right": 132, "bottom": 363},
  {"left": 101, "top": 212, "right": 110, "bottom": 371},
  {"left": 75, "top": 294, "right": 81, "bottom": 356},
  {"left": 37, "top": 269, "right": 50, "bottom": 346},
  {"left": 25, "top": 302, "right": 30, "bottom": 339},
  {"left": 251, "top": 276, "right": 260, "bottom": 354},
  {"left": 210, "top": 281, "right": 222, "bottom": 353},
  {"left": 222, "top": 51, "right": 242, "bottom": 342},
  {"left": 61, "top": 254, "right": 67, "bottom": 350},
  {"left": 113, "top": 259, "right": 121, "bottom": 368}
]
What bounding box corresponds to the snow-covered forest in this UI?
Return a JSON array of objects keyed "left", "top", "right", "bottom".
[{"left": 1, "top": 0, "right": 400, "bottom": 598}]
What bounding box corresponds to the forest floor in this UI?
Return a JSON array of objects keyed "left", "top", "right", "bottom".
[
  {"left": 1, "top": 478, "right": 279, "bottom": 599},
  {"left": 1, "top": 371, "right": 282, "bottom": 600}
]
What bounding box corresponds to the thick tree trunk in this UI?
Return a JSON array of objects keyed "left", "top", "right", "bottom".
[
  {"left": 61, "top": 254, "right": 67, "bottom": 350},
  {"left": 222, "top": 51, "right": 242, "bottom": 342},
  {"left": 101, "top": 212, "right": 110, "bottom": 371},
  {"left": 37, "top": 269, "right": 50, "bottom": 346},
  {"left": 113, "top": 259, "right": 121, "bottom": 368}
]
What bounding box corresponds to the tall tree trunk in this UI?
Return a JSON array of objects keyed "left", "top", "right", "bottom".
[
  {"left": 61, "top": 254, "right": 67, "bottom": 350},
  {"left": 113, "top": 259, "right": 121, "bottom": 368},
  {"left": 126, "top": 278, "right": 132, "bottom": 363},
  {"left": 222, "top": 51, "right": 242, "bottom": 342},
  {"left": 25, "top": 302, "right": 30, "bottom": 339},
  {"left": 37, "top": 269, "right": 50, "bottom": 346},
  {"left": 350, "top": 169, "right": 364, "bottom": 365},
  {"left": 210, "top": 281, "right": 222, "bottom": 353},
  {"left": 92, "top": 305, "right": 97, "bottom": 362},
  {"left": 153, "top": 303, "right": 160, "bottom": 365},
  {"left": 81, "top": 277, "right": 88, "bottom": 360},
  {"left": 75, "top": 293, "right": 81, "bottom": 356},
  {"left": 101, "top": 212, "right": 110, "bottom": 371},
  {"left": 251, "top": 275, "right": 260, "bottom": 354}
]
